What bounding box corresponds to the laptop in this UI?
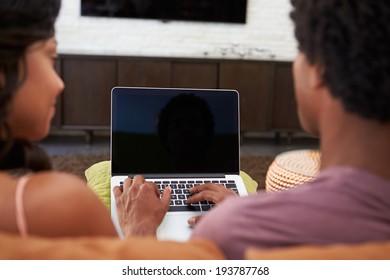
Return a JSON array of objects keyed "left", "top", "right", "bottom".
[{"left": 110, "top": 87, "right": 248, "bottom": 241}]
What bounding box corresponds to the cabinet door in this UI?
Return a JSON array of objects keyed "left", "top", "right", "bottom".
[
  {"left": 118, "top": 60, "right": 171, "bottom": 87},
  {"left": 219, "top": 61, "right": 272, "bottom": 132},
  {"left": 271, "top": 63, "right": 301, "bottom": 131},
  {"left": 171, "top": 62, "right": 218, "bottom": 88},
  {"left": 62, "top": 58, "right": 116, "bottom": 127}
]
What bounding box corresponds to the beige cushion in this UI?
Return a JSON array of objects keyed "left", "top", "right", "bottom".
[{"left": 265, "top": 149, "right": 320, "bottom": 192}]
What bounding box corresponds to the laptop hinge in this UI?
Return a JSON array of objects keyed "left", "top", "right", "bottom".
[{"left": 126, "top": 173, "right": 227, "bottom": 179}]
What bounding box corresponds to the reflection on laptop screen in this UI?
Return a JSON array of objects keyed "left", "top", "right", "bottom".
[{"left": 111, "top": 87, "right": 240, "bottom": 175}]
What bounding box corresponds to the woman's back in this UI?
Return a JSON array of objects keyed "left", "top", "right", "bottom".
[{"left": 0, "top": 172, "right": 117, "bottom": 237}]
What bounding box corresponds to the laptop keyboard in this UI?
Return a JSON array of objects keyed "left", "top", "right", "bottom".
[
  {"left": 155, "top": 179, "right": 238, "bottom": 212},
  {"left": 120, "top": 179, "right": 238, "bottom": 212}
]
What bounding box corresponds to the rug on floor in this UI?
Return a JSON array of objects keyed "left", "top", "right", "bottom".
[{"left": 50, "top": 154, "right": 274, "bottom": 190}]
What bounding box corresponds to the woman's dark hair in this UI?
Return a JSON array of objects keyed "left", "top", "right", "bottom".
[
  {"left": 290, "top": 0, "right": 390, "bottom": 122},
  {"left": 0, "top": 0, "right": 61, "bottom": 171}
]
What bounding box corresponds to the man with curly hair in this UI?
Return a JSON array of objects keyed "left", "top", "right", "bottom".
[
  {"left": 116, "top": 0, "right": 390, "bottom": 259},
  {"left": 187, "top": 0, "right": 390, "bottom": 258}
]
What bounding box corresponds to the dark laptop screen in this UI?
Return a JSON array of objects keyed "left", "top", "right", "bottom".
[{"left": 111, "top": 87, "right": 240, "bottom": 175}]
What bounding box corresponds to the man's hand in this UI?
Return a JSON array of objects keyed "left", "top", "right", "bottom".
[
  {"left": 187, "top": 183, "right": 237, "bottom": 226},
  {"left": 113, "top": 175, "right": 171, "bottom": 238}
]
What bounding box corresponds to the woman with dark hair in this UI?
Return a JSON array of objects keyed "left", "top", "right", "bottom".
[{"left": 0, "top": 0, "right": 170, "bottom": 238}]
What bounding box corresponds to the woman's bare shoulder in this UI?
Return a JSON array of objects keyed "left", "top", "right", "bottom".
[
  {"left": 26, "top": 171, "right": 93, "bottom": 203},
  {"left": 29, "top": 170, "right": 86, "bottom": 186},
  {"left": 22, "top": 171, "right": 117, "bottom": 237}
]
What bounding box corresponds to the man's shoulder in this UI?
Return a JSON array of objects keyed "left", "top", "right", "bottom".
[
  {"left": 234, "top": 166, "right": 390, "bottom": 210},
  {"left": 309, "top": 166, "right": 390, "bottom": 191}
]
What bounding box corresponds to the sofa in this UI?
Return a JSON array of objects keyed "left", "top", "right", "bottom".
[
  {"left": 1, "top": 231, "right": 389, "bottom": 260},
  {"left": 2, "top": 157, "right": 389, "bottom": 260}
]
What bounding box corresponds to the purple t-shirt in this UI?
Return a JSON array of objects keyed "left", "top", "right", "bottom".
[{"left": 191, "top": 167, "right": 390, "bottom": 259}]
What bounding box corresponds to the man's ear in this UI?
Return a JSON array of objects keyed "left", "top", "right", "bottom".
[{"left": 310, "top": 64, "right": 326, "bottom": 91}]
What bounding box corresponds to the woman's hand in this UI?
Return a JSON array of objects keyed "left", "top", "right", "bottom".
[
  {"left": 112, "top": 175, "right": 171, "bottom": 238},
  {"left": 186, "top": 183, "right": 238, "bottom": 226}
]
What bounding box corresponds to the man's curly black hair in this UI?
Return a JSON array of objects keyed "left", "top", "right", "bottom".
[{"left": 290, "top": 0, "right": 390, "bottom": 122}]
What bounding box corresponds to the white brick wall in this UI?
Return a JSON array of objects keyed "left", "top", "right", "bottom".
[{"left": 56, "top": 0, "right": 297, "bottom": 61}]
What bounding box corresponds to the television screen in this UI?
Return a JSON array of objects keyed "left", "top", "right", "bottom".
[{"left": 81, "top": 0, "right": 248, "bottom": 24}]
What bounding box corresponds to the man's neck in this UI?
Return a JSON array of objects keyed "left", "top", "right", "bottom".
[{"left": 319, "top": 107, "right": 390, "bottom": 180}]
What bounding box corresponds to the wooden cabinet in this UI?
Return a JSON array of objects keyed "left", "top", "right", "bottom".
[
  {"left": 171, "top": 62, "right": 218, "bottom": 88},
  {"left": 61, "top": 57, "right": 116, "bottom": 128},
  {"left": 219, "top": 61, "right": 273, "bottom": 132},
  {"left": 117, "top": 60, "right": 171, "bottom": 87},
  {"left": 271, "top": 63, "right": 301, "bottom": 131},
  {"left": 54, "top": 55, "right": 301, "bottom": 137}
]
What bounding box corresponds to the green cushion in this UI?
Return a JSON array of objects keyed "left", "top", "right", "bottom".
[
  {"left": 85, "top": 161, "right": 111, "bottom": 210},
  {"left": 85, "top": 161, "right": 258, "bottom": 211}
]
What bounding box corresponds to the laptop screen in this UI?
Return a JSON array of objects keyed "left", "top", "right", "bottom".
[{"left": 111, "top": 87, "right": 240, "bottom": 176}]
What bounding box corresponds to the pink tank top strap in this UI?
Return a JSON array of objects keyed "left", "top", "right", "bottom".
[{"left": 15, "top": 175, "right": 31, "bottom": 237}]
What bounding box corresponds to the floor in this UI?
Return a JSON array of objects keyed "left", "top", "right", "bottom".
[{"left": 39, "top": 131, "right": 320, "bottom": 157}]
